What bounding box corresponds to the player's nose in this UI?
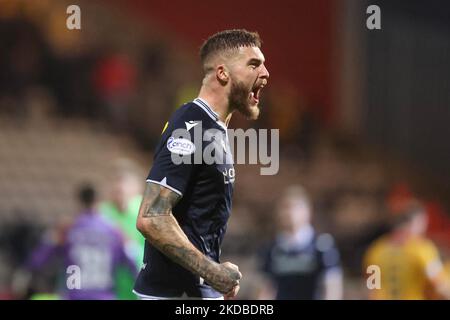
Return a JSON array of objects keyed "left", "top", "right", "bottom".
[{"left": 260, "top": 64, "right": 269, "bottom": 80}]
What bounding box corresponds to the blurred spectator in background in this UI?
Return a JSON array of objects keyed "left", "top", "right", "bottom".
[
  {"left": 363, "top": 201, "right": 450, "bottom": 300},
  {"left": 0, "top": 209, "right": 45, "bottom": 299},
  {"left": 28, "top": 183, "right": 137, "bottom": 299},
  {"left": 99, "top": 159, "right": 144, "bottom": 299},
  {"left": 0, "top": 15, "right": 53, "bottom": 119},
  {"left": 259, "top": 185, "right": 343, "bottom": 300},
  {"left": 92, "top": 52, "right": 137, "bottom": 131}
]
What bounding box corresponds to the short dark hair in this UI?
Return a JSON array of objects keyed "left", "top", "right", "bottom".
[
  {"left": 78, "top": 183, "right": 96, "bottom": 208},
  {"left": 200, "top": 29, "right": 262, "bottom": 65}
]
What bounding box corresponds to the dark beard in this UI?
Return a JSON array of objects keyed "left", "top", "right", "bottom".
[{"left": 228, "top": 80, "right": 260, "bottom": 120}]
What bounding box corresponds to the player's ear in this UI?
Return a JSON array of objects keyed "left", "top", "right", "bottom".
[{"left": 216, "top": 65, "right": 229, "bottom": 85}]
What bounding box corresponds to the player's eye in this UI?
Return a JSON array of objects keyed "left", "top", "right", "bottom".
[{"left": 248, "top": 59, "right": 261, "bottom": 69}]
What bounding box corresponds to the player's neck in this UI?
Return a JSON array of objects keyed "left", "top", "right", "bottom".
[{"left": 197, "top": 87, "right": 233, "bottom": 125}]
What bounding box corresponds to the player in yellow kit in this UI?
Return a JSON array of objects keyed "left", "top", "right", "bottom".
[{"left": 363, "top": 202, "right": 450, "bottom": 300}]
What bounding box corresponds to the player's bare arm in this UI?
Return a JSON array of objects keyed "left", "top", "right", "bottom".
[{"left": 136, "top": 181, "right": 241, "bottom": 295}]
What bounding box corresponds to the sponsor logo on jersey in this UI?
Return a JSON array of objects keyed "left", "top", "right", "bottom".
[{"left": 167, "top": 137, "right": 196, "bottom": 155}]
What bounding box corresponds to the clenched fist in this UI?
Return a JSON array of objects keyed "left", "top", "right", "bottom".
[{"left": 207, "top": 261, "right": 242, "bottom": 296}]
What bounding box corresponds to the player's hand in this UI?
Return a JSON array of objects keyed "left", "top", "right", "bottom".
[
  {"left": 209, "top": 261, "right": 242, "bottom": 295},
  {"left": 224, "top": 283, "right": 240, "bottom": 300},
  {"left": 222, "top": 262, "right": 241, "bottom": 299}
]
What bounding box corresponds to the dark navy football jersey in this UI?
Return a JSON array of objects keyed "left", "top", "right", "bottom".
[
  {"left": 262, "top": 229, "right": 341, "bottom": 300},
  {"left": 134, "top": 98, "right": 234, "bottom": 298}
]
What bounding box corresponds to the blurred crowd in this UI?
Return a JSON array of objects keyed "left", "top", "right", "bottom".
[{"left": 1, "top": 0, "right": 450, "bottom": 300}]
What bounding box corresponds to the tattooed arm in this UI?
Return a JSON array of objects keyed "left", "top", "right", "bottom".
[{"left": 136, "top": 181, "right": 241, "bottom": 296}]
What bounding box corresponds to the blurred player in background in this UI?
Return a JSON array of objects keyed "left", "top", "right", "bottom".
[
  {"left": 259, "top": 185, "right": 343, "bottom": 300},
  {"left": 28, "top": 184, "right": 137, "bottom": 299},
  {"left": 133, "top": 29, "right": 269, "bottom": 299},
  {"left": 99, "top": 159, "right": 144, "bottom": 299},
  {"left": 363, "top": 201, "right": 450, "bottom": 300}
]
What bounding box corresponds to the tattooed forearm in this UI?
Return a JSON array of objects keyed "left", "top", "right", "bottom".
[
  {"left": 157, "top": 243, "right": 239, "bottom": 293},
  {"left": 136, "top": 182, "right": 239, "bottom": 294}
]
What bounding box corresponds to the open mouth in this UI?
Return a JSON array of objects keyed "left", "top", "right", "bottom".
[{"left": 250, "top": 84, "right": 265, "bottom": 105}]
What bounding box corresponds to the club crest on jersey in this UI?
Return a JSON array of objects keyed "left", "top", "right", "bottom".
[{"left": 167, "top": 137, "right": 196, "bottom": 155}]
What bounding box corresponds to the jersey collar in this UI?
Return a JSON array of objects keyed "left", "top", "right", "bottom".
[
  {"left": 193, "top": 98, "right": 219, "bottom": 121},
  {"left": 193, "top": 98, "right": 228, "bottom": 130}
]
